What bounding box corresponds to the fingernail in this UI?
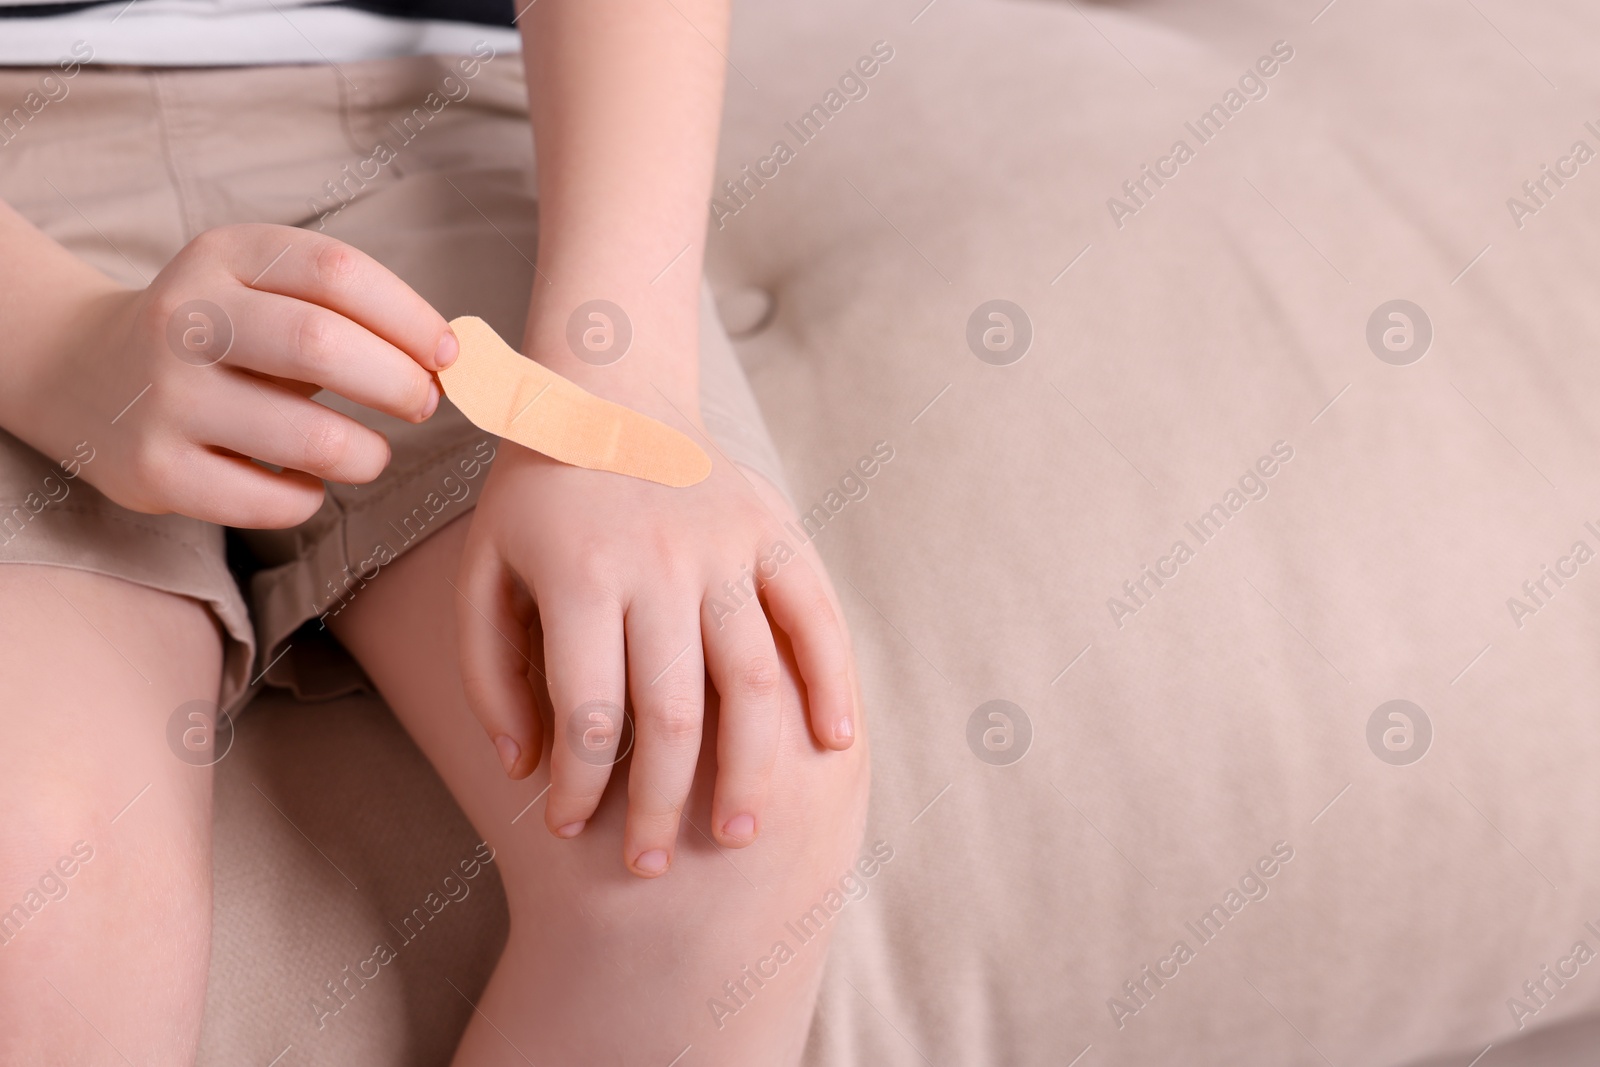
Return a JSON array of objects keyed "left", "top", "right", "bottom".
[
  {"left": 723, "top": 813, "right": 756, "bottom": 840},
  {"left": 555, "top": 821, "right": 586, "bottom": 838},
  {"left": 634, "top": 849, "right": 669, "bottom": 875},
  {"left": 834, "top": 717, "right": 854, "bottom": 743},
  {"left": 435, "top": 329, "right": 459, "bottom": 369},
  {"left": 493, "top": 734, "right": 520, "bottom": 776},
  {"left": 422, "top": 380, "right": 441, "bottom": 419}
]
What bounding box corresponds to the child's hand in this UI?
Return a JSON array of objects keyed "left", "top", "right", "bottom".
[
  {"left": 454, "top": 423, "right": 859, "bottom": 877},
  {"left": 7, "top": 223, "right": 455, "bottom": 527}
]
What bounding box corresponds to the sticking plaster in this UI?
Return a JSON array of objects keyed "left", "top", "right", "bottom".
[{"left": 439, "top": 315, "right": 711, "bottom": 488}]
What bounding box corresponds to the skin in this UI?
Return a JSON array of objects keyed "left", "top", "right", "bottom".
[
  {"left": 0, "top": 566, "right": 221, "bottom": 1066},
  {"left": 0, "top": 209, "right": 453, "bottom": 528},
  {"left": 471, "top": 0, "right": 860, "bottom": 876},
  {"left": 332, "top": 514, "right": 869, "bottom": 1064},
  {"left": 0, "top": 0, "right": 867, "bottom": 1062}
]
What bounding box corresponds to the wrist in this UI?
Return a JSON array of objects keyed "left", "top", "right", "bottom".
[
  {"left": 0, "top": 278, "right": 130, "bottom": 455},
  {"left": 520, "top": 280, "right": 702, "bottom": 418}
]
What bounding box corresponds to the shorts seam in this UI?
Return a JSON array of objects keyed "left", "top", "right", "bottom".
[
  {"left": 334, "top": 63, "right": 368, "bottom": 157},
  {"left": 150, "top": 71, "right": 202, "bottom": 243}
]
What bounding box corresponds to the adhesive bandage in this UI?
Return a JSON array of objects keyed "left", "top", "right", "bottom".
[{"left": 438, "top": 315, "right": 712, "bottom": 488}]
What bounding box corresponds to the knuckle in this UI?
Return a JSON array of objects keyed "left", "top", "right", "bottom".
[
  {"left": 624, "top": 773, "right": 683, "bottom": 821},
  {"left": 144, "top": 291, "right": 207, "bottom": 359},
  {"left": 635, "top": 526, "right": 682, "bottom": 577},
  {"left": 184, "top": 226, "right": 228, "bottom": 262},
  {"left": 145, "top": 287, "right": 190, "bottom": 332},
  {"left": 128, "top": 441, "right": 204, "bottom": 515},
  {"left": 647, "top": 692, "right": 703, "bottom": 745},
  {"left": 565, "top": 553, "right": 618, "bottom": 599},
  {"left": 295, "top": 311, "right": 339, "bottom": 375},
  {"left": 730, "top": 654, "right": 781, "bottom": 700},
  {"left": 797, "top": 586, "right": 837, "bottom": 624},
  {"left": 303, "top": 415, "right": 351, "bottom": 473},
  {"left": 649, "top": 531, "right": 691, "bottom": 580},
  {"left": 312, "top": 240, "right": 362, "bottom": 294},
  {"left": 313, "top": 239, "right": 361, "bottom": 286}
]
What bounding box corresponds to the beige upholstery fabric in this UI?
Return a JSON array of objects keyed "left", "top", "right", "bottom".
[
  {"left": 203, "top": 690, "right": 506, "bottom": 1065},
  {"left": 203, "top": 1, "right": 1600, "bottom": 1064}
]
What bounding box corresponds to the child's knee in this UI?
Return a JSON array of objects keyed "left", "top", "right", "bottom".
[
  {"left": 0, "top": 799, "right": 207, "bottom": 1067},
  {"left": 495, "top": 671, "right": 869, "bottom": 971},
  {"left": 486, "top": 725, "right": 868, "bottom": 1063},
  {"left": 0, "top": 778, "right": 211, "bottom": 957},
  {"left": 0, "top": 821, "right": 94, "bottom": 957}
]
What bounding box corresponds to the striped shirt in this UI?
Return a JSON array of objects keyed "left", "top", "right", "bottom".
[{"left": 0, "top": 1, "right": 521, "bottom": 65}]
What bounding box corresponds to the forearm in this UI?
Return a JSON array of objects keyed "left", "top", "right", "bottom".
[
  {"left": 518, "top": 0, "right": 729, "bottom": 414},
  {"left": 0, "top": 198, "right": 124, "bottom": 450}
]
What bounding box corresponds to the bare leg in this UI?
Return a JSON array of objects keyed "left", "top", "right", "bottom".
[
  {"left": 332, "top": 513, "right": 871, "bottom": 1066},
  {"left": 0, "top": 565, "right": 221, "bottom": 1066}
]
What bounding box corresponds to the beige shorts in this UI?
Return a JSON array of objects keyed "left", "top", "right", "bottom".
[{"left": 0, "top": 52, "right": 789, "bottom": 715}]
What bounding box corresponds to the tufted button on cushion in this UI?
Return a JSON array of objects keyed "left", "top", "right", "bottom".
[{"left": 714, "top": 284, "right": 777, "bottom": 339}]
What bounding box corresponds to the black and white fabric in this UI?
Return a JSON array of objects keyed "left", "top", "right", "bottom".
[{"left": 0, "top": 0, "right": 521, "bottom": 65}]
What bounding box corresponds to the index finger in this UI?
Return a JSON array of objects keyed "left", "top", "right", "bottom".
[{"left": 221, "top": 223, "right": 458, "bottom": 373}]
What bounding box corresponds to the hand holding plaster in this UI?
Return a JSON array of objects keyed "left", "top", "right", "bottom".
[{"left": 5, "top": 223, "right": 456, "bottom": 528}]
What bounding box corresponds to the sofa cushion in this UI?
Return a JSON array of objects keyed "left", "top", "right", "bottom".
[{"left": 202, "top": 1, "right": 1600, "bottom": 1064}]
